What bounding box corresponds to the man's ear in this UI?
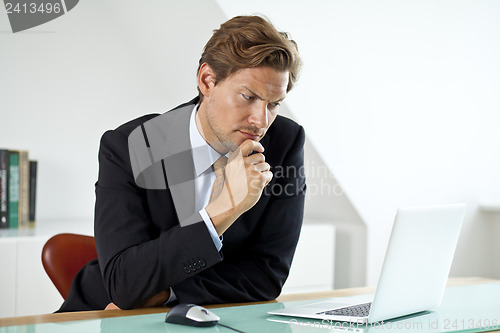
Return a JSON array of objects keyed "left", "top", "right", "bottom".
[{"left": 197, "top": 63, "right": 216, "bottom": 98}]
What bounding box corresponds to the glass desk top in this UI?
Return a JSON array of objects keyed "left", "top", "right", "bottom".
[{"left": 2, "top": 282, "right": 499, "bottom": 333}]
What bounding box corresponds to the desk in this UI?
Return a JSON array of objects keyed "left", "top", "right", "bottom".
[{"left": 0, "top": 277, "right": 498, "bottom": 332}]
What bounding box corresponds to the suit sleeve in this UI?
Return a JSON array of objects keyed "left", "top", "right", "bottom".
[
  {"left": 94, "top": 129, "right": 222, "bottom": 310},
  {"left": 172, "top": 125, "right": 306, "bottom": 304}
]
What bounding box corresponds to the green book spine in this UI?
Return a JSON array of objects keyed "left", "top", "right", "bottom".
[
  {"left": 0, "top": 150, "right": 9, "bottom": 229},
  {"left": 8, "top": 151, "right": 20, "bottom": 229},
  {"left": 18, "top": 151, "right": 30, "bottom": 229}
]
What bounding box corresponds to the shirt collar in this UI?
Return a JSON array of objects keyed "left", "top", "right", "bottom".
[{"left": 189, "top": 104, "right": 223, "bottom": 177}]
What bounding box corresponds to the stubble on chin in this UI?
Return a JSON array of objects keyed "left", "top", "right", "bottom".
[
  {"left": 205, "top": 114, "right": 238, "bottom": 153},
  {"left": 213, "top": 130, "right": 240, "bottom": 153},
  {"left": 221, "top": 138, "right": 239, "bottom": 152}
]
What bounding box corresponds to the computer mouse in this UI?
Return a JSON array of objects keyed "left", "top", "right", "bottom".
[{"left": 165, "top": 303, "right": 220, "bottom": 327}]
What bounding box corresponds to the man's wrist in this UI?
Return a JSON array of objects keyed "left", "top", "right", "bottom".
[{"left": 206, "top": 199, "right": 242, "bottom": 236}]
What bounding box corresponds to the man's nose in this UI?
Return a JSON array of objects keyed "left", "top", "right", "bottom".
[{"left": 248, "top": 102, "right": 269, "bottom": 129}]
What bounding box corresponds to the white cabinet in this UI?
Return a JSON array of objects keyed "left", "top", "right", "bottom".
[
  {"left": 15, "top": 236, "right": 64, "bottom": 316},
  {"left": 0, "top": 239, "right": 17, "bottom": 317},
  {"left": 282, "top": 224, "right": 335, "bottom": 294},
  {"left": 0, "top": 220, "right": 93, "bottom": 318},
  {"left": 0, "top": 235, "right": 66, "bottom": 318},
  {"left": 0, "top": 222, "right": 334, "bottom": 317}
]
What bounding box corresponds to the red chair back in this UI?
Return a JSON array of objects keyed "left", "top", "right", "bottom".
[{"left": 41, "top": 233, "right": 97, "bottom": 299}]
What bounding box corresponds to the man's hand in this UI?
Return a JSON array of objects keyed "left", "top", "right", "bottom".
[
  {"left": 139, "top": 289, "right": 171, "bottom": 307},
  {"left": 104, "top": 289, "right": 171, "bottom": 310},
  {"left": 206, "top": 139, "right": 272, "bottom": 235},
  {"left": 104, "top": 302, "right": 120, "bottom": 310}
]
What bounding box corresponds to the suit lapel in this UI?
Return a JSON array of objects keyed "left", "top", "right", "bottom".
[
  {"left": 160, "top": 107, "right": 199, "bottom": 227},
  {"left": 131, "top": 102, "right": 200, "bottom": 227}
]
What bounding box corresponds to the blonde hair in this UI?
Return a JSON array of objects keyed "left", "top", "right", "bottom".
[{"left": 197, "top": 15, "right": 301, "bottom": 100}]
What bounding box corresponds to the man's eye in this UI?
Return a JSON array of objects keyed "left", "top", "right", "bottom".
[
  {"left": 242, "top": 94, "right": 254, "bottom": 101},
  {"left": 268, "top": 102, "right": 280, "bottom": 111}
]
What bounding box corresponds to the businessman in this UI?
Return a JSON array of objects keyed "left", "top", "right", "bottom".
[{"left": 59, "top": 15, "right": 306, "bottom": 311}]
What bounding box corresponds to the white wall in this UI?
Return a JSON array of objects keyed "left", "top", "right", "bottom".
[
  {"left": 216, "top": 0, "right": 500, "bottom": 285},
  {"left": 0, "top": 0, "right": 226, "bottom": 223},
  {"left": 0, "top": 0, "right": 364, "bottom": 290},
  {"left": 1, "top": 0, "right": 499, "bottom": 293}
]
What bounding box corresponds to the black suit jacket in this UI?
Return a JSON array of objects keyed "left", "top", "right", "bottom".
[{"left": 59, "top": 97, "right": 306, "bottom": 311}]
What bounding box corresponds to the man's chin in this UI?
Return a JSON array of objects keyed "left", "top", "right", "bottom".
[
  {"left": 221, "top": 134, "right": 263, "bottom": 153},
  {"left": 223, "top": 141, "right": 240, "bottom": 153}
]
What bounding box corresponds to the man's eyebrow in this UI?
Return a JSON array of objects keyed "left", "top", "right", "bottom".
[{"left": 243, "top": 86, "right": 285, "bottom": 103}]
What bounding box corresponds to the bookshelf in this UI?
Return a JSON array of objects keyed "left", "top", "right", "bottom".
[{"left": 0, "top": 149, "right": 37, "bottom": 231}]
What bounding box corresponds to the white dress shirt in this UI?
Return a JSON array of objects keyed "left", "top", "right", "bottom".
[{"left": 188, "top": 104, "right": 225, "bottom": 252}]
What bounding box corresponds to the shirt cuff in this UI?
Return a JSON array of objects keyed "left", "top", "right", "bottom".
[
  {"left": 163, "top": 288, "right": 177, "bottom": 306},
  {"left": 200, "top": 208, "right": 223, "bottom": 252}
]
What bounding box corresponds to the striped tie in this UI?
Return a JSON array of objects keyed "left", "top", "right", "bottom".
[{"left": 209, "top": 156, "right": 228, "bottom": 203}]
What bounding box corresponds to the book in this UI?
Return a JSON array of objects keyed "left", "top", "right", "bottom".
[
  {"left": 29, "top": 160, "right": 37, "bottom": 224},
  {"left": 18, "top": 150, "right": 30, "bottom": 229},
  {"left": 0, "top": 150, "right": 9, "bottom": 229},
  {"left": 8, "top": 151, "right": 20, "bottom": 229},
  {"left": 0, "top": 149, "right": 38, "bottom": 229}
]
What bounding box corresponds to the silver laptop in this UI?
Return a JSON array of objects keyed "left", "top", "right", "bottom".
[{"left": 269, "top": 203, "right": 466, "bottom": 324}]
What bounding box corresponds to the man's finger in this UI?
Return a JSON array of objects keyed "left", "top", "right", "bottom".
[
  {"left": 263, "top": 170, "right": 273, "bottom": 186},
  {"left": 253, "top": 162, "right": 271, "bottom": 172},
  {"left": 238, "top": 139, "right": 264, "bottom": 157},
  {"left": 245, "top": 153, "right": 265, "bottom": 165}
]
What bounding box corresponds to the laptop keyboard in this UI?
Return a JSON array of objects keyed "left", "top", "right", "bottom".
[{"left": 317, "top": 302, "right": 372, "bottom": 317}]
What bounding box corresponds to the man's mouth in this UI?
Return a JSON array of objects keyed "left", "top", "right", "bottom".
[{"left": 239, "top": 130, "right": 261, "bottom": 141}]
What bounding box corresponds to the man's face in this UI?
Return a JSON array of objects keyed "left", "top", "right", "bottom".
[{"left": 197, "top": 66, "right": 289, "bottom": 154}]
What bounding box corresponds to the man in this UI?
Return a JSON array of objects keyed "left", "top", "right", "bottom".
[{"left": 59, "top": 15, "right": 306, "bottom": 311}]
